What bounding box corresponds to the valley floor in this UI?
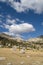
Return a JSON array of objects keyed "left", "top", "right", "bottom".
[{"left": 0, "top": 48, "right": 43, "bottom": 65}]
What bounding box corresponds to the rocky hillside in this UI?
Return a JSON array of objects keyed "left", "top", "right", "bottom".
[
  {"left": 28, "top": 36, "right": 43, "bottom": 43},
  {"left": 0, "top": 33, "right": 23, "bottom": 42},
  {"left": 0, "top": 33, "right": 43, "bottom": 49},
  {"left": 0, "top": 33, "right": 23, "bottom": 48}
]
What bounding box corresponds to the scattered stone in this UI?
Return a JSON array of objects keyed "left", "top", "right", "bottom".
[
  {"left": 27, "top": 55, "right": 30, "bottom": 58},
  {"left": 20, "top": 61, "right": 24, "bottom": 64},
  {"left": 7, "top": 62, "right": 12, "bottom": 65},
  {"left": 20, "top": 49, "right": 25, "bottom": 54},
  {"left": 32, "top": 61, "right": 40, "bottom": 65},
  {"left": 0, "top": 45, "right": 2, "bottom": 48},
  {"left": 22, "top": 47, "right": 25, "bottom": 50},
  {"left": 20, "top": 47, "right": 25, "bottom": 54},
  {"left": 35, "top": 61, "right": 40, "bottom": 65},
  {"left": 0, "top": 57, "right": 6, "bottom": 61},
  {"left": 12, "top": 46, "right": 17, "bottom": 51}
]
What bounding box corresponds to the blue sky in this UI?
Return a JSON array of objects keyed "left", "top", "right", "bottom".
[{"left": 0, "top": 0, "right": 43, "bottom": 40}]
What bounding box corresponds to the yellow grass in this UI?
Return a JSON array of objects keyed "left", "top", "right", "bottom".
[{"left": 0, "top": 48, "right": 43, "bottom": 65}]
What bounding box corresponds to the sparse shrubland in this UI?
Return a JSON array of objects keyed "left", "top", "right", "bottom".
[{"left": 0, "top": 33, "right": 43, "bottom": 50}]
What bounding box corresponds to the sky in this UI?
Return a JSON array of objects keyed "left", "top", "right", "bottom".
[{"left": 0, "top": 0, "right": 43, "bottom": 40}]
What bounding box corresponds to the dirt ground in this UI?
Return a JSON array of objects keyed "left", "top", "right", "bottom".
[{"left": 0, "top": 48, "right": 43, "bottom": 65}]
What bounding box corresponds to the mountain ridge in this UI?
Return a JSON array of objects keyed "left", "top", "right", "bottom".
[
  {"left": 0, "top": 33, "right": 43, "bottom": 49},
  {"left": 0, "top": 33, "right": 23, "bottom": 42}
]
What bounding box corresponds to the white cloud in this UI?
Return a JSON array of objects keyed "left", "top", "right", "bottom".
[
  {"left": 6, "top": 19, "right": 16, "bottom": 24},
  {"left": 16, "top": 18, "right": 24, "bottom": 23},
  {"left": 3, "top": 24, "right": 10, "bottom": 29},
  {"left": 4, "top": 23, "right": 35, "bottom": 34},
  {"left": 0, "top": 0, "right": 6, "bottom": 2},
  {"left": 14, "top": 0, "right": 43, "bottom": 13},
  {"left": 0, "top": 18, "right": 25, "bottom": 28},
  {"left": 0, "top": 0, "right": 43, "bottom": 13},
  {"left": 6, "top": 18, "right": 24, "bottom": 25}
]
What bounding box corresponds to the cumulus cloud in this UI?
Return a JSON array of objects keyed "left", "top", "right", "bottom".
[
  {"left": 0, "top": 0, "right": 43, "bottom": 13},
  {"left": 20, "top": 0, "right": 43, "bottom": 13},
  {"left": 4, "top": 23, "right": 35, "bottom": 34}
]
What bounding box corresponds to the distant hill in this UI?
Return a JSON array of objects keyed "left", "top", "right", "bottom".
[
  {"left": 0, "top": 33, "right": 12, "bottom": 39},
  {"left": 38, "top": 35, "right": 43, "bottom": 38},
  {"left": 0, "top": 33, "right": 24, "bottom": 48},
  {"left": 0, "top": 33, "right": 43, "bottom": 43},
  {"left": 0, "top": 33, "right": 43, "bottom": 49},
  {"left": 27, "top": 35, "right": 43, "bottom": 44},
  {"left": 0, "top": 33, "right": 23, "bottom": 42}
]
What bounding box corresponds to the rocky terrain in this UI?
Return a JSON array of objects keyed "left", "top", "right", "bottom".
[{"left": 0, "top": 33, "right": 43, "bottom": 49}]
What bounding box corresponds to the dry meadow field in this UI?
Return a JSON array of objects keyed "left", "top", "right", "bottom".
[{"left": 0, "top": 48, "right": 43, "bottom": 65}]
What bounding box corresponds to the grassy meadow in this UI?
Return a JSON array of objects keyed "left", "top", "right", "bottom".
[{"left": 0, "top": 48, "right": 43, "bottom": 65}]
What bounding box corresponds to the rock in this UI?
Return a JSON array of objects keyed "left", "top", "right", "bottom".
[
  {"left": 7, "top": 62, "right": 12, "bottom": 65},
  {"left": 20, "top": 61, "right": 24, "bottom": 64},
  {"left": 27, "top": 55, "right": 30, "bottom": 58},
  {"left": 0, "top": 57, "right": 6, "bottom": 61},
  {"left": 12, "top": 46, "right": 17, "bottom": 51},
  {"left": 20, "top": 49, "right": 25, "bottom": 54}
]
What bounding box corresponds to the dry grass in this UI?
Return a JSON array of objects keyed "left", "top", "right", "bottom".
[{"left": 0, "top": 48, "right": 43, "bottom": 65}]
